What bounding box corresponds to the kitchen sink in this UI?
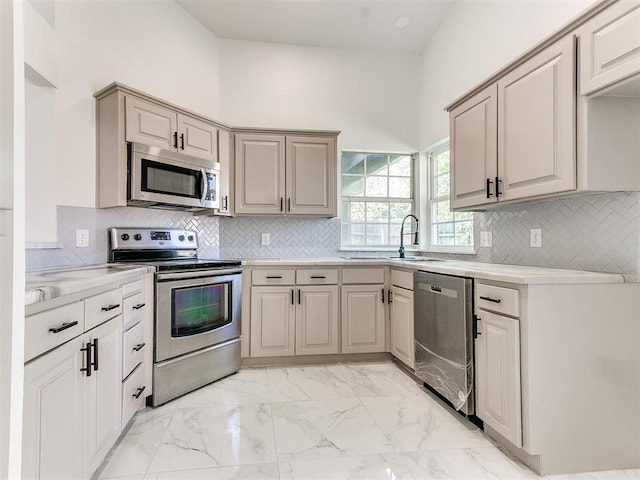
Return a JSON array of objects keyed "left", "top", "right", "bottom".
[{"left": 340, "top": 256, "right": 443, "bottom": 262}]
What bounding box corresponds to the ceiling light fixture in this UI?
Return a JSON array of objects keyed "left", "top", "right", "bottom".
[{"left": 395, "top": 16, "right": 410, "bottom": 29}]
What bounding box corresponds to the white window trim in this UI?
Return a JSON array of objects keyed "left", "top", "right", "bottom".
[{"left": 421, "top": 139, "right": 477, "bottom": 255}]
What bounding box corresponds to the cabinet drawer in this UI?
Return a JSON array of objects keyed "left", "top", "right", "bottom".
[
  {"left": 252, "top": 269, "right": 295, "bottom": 285},
  {"left": 476, "top": 283, "right": 520, "bottom": 317},
  {"left": 391, "top": 269, "right": 413, "bottom": 290},
  {"left": 122, "top": 279, "right": 143, "bottom": 298},
  {"left": 342, "top": 268, "right": 385, "bottom": 284},
  {"left": 85, "top": 289, "right": 123, "bottom": 331},
  {"left": 296, "top": 269, "right": 338, "bottom": 285},
  {"left": 123, "top": 321, "right": 145, "bottom": 379},
  {"left": 122, "top": 292, "right": 146, "bottom": 331},
  {"left": 122, "top": 363, "right": 146, "bottom": 429},
  {"left": 24, "top": 301, "right": 85, "bottom": 362}
]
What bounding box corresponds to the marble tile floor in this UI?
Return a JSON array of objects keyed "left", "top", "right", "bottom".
[{"left": 99, "top": 362, "right": 640, "bottom": 480}]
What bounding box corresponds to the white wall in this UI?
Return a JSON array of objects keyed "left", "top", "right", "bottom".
[
  {"left": 53, "top": 0, "right": 222, "bottom": 207},
  {"left": 220, "top": 39, "right": 420, "bottom": 153},
  {"left": 419, "top": 0, "right": 596, "bottom": 149}
]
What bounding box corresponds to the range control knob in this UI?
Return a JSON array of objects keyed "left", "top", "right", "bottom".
[
  {"left": 178, "top": 235, "right": 185, "bottom": 241},
  {"left": 121, "top": 233, "right": 130, "bottom": 241},
  {"left": 188, "top": 235, "right": 194, "bottom": 242},
  {"left": 134, "top": 234, "right": 142, "bottom": 241}
]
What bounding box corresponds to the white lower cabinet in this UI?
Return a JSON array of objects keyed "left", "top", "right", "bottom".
[
  {"left": 83, "top": 317, "right": 123, "bottom": 477},
  {"left": 250, "top": 286, "right": 296, "bottom": 357},
  {"left": 22, "top": 336, "right": 85, "bottom": 480},
  {"left": 475, "top": 309, "right": 522, "bottom": 448},
  {"left": 296, "top": 285, "right": 339, "bottom": 355},
  {"left": 341, "top": 285, "right": 386, "bottom": 354},
  {"left": 389, "top": 285, "right": 414, "bottom": 368}
]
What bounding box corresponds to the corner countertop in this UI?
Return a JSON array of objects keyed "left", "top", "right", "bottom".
[
  {"left": 25, "top": 264, "right": 153, "bottom": 308},
  {"left": 241, "top": 257, "right": 633, "bottom": 285}
]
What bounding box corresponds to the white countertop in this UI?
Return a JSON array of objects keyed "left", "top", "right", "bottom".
[
  {"left": 25, "top": 264, "right": 153, "bottom": 307},
  {"left": 241, "top": 257, "right": 631, "bottom": 285}
]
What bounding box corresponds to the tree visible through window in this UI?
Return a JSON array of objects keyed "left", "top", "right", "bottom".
[
  {"left": 341, "top": 152, "right": 414, "bottom": 247},
  {"left": 429, "top": 145, "right": 474, "bottom": 248}
]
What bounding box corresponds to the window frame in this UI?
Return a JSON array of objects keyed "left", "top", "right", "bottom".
[
  {"left": 424, "top": 140, "right": 476, "bottom": 254},
  {"left": 340, "top": 150, "right": 417, "bottom": 250}
]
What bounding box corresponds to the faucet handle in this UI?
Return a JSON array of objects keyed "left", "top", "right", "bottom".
[{"left": 398, "top": 245, "right": 405, "bottom": 258}]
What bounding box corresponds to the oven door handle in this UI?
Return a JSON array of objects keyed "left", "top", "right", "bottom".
[
  {"left": 200, "top": 168, "right": 207, "bottom": 206},
  {"left": 156, "top": 268, "right": 242, "bottom": 281}
]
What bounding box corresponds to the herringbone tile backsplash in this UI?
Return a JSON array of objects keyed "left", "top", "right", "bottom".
[{"left": 26, "top": 192, "right": 639, "bottom": 274}]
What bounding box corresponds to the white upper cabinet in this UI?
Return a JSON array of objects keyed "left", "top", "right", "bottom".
[
  {"left": 125, "top": 96, "right": 218, "bottom": 162},
  {"left": 235, "top": 133, "right": 286, "bottom": 215},
  {"left": 235, "top": 131, "right": 338, "bottom": 217},
  {"left": 450, "top": 85, "right": 498, "bottom": 209},
  {"left": 579, "top": 0, "right": 640, "bottom": 95},
  {"left": 216, "top": 129, "right": 234, "bottom": 216},
  {"left": 449, "top": 36, "right": 577, "bottom": 210},
  {"left": 497, "top": 35, "right": 576, "bottom": 202}
]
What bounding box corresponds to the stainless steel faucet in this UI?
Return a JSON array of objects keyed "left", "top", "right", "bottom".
[{"left": 399, "top": 214, "right": 419, "bottom": 258}]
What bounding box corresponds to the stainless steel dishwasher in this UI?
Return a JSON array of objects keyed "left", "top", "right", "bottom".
[{"left": 414, "top": 270, "right": 474, "bottom": 415}]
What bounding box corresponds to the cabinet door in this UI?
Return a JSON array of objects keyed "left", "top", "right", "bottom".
[
  {"left": 216, "top": 129, "right": 234, "bottom": 215},
  {"left": 22, "top": 336, "right": 84, "bottom": 480},
  {"left": 125, "top": 96, "right": 177, "bottom": 151},
  {"left": 579, "top": 0, "right": 640, "bottom": 96},
  {"left": 390, "top": 286, "right": 414, "bottom": 369},
  {"left": 250, "top": 286, "right": 295, "bottom": 357},
  {"left": 84, "top": 318, "right": 123, "bottom": 478},
  {"left": 177, "top": 114, "right": 218, "bottom": 162},
  {"left": 235, "top": 133, "right": 286, "bottom": 214},
  {"left": 450, "top": 84, "right": 498, "bottom": 209},
  {"left": 285, "top": 136, "right": 336, "bottom": 216},
  {"left": 341, "top": 285, "right": 386, "bottom": 354},
  {"left": 498, "top": 36, "right": 576, "bottom": 202},
  {"left": 475, "top": 310, "right": 522, "bottom": 447},
  {"left": 296, "top": 285, "right": 339, "bottom": 355}
]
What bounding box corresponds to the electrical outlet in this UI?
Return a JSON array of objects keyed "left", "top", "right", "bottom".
[
  {"left": 261, "top": 233, "right": 270, "bottom": 246},
  {"left": 530, "top": 228, "right": 542, "bottom": 248},
  {"left": 480, "top": 231, "right": 493, "bottom": 247},
  {"left": 76, "top": 229, "right": 90, "bottom": 248}
]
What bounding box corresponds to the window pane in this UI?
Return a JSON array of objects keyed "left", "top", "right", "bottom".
[
  {"left": 389, "top": 177, "right": 411, "bottom": 198},
  {"left": 388, "top": 155, "right": 411, "bottom": 176},
  {"left": 390, "top": 202, "right": 412, "bottom": 222},
  {"left": 389, "top": 223, "right": 401, "bottom": 246},
  {"left": 455, "top": 210, "right": 473, "bottom": 221},
  {"left": 350, "top": 202, "right": 365, "bottom": 221},
  {"left": 435, "top": 151, "right": 450, "bottom": 175},
  {"left": 342, "top": 152, "right": 365, "bottom": 175},
  {"left": 366, "top": 202, "right": 389, "bottom": 222},
  {"left": 366, "top": 223, "right": 388, "bottom": 245},
  {"left": 435, "top": 222, "right": 455, "bottom": 245},
  {"left": 342, "top": 174, "right": 364, "bottom": 196},
  {"left": 455, "top": 221, "right": 474, "bottom": 246},
  {"left": 344, "top": 223, "right": 365, "bottom": 246},
  {"left": 366, "top": 154, "right": 388, "bottom": 176},
  {"left": 366, "top": 176, "right": 388, "bottom": 197},
  {"left": 433, "top": 200, "right": 453, "bottom": 223},
  {"left": 435, "top": 172, "right": 450, "bottom": 197}
]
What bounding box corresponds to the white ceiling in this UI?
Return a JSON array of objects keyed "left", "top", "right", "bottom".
[{"left": 176, "top": 0, "right": 455, "bottom": 54}]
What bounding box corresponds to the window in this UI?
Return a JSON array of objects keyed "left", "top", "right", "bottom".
[
  {"left": 341, "top": 152, "right": 414, "bottom": 247},
  {"left": 428, "top": 143, "right": 474, "bottom": 251}
]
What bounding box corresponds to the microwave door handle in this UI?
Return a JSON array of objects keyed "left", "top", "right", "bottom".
[{"left": 200, "top": 168, "right": 207, "bottom": 205}]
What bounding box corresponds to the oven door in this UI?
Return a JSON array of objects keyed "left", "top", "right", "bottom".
[{"left": 155, "top": 269, "right": 241, "bottom": 362}]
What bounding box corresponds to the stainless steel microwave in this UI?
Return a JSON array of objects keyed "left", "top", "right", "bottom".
[{"left": 128, "top": 142, "right": 219, "bottom": 210}]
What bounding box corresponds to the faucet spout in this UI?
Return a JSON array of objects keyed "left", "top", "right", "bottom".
[{"left": 399, "top": 214, "right": 419, "bottom": 258}]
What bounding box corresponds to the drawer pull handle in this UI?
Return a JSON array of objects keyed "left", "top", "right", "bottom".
[
  {"left": 133, "top": 342, "right": 146, "bottom": 352},
  {"left": 49, "top": 321, "right": 78, "bottom": 334},
  {"left": 266, "top": 275, "right": 282, "bottom": 279},
  {"left": 133, "top": 386, "right": 146, "bottom": 399},
  {"left": 132, "top": 303, "right": 145, "bottom": 310},
  {"left": 101, "top": 304, "right": 120, "bottom": 312},
  {"left": 310, "top": 275, "right": 326, "bottom": 279},
  {"left": 430, "top": 286, "right": 442, "bottom": 293},
  {"left": 479, "top": 296, "right": 501, "bottom": 304}
]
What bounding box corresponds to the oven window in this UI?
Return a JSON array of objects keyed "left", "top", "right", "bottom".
[
  {"left": 171, "top": 282, "right": 231, "bottom": 337},
  {"left": 142, "top": 159, "right": 201, "bottom": 199}
]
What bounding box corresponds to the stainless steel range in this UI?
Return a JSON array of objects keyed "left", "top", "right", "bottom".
[{"left": 108, "top": 227, "right": 242, "bottom": 406}]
